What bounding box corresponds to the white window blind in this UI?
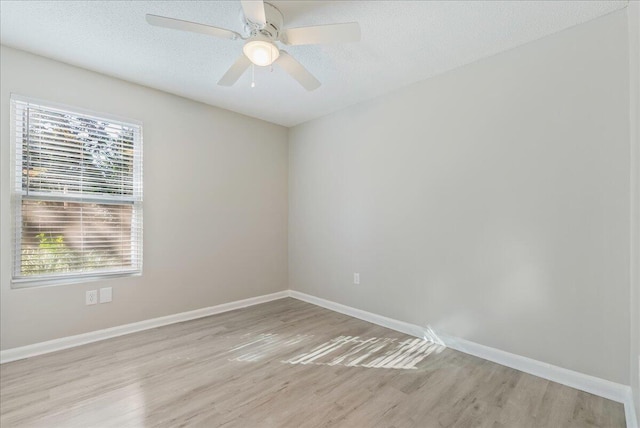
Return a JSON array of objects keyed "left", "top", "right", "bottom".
[{"left": 11, "top": 96, "right": 143, "bottom": 285}]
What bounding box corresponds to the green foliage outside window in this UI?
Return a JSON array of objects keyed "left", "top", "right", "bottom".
[{"left": 21, "top": 233, "right": 120, "bottom": 276}]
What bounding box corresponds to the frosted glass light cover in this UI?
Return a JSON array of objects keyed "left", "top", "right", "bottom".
[{"left": 243, "top": 40, "right": 280, "bottom": 66}]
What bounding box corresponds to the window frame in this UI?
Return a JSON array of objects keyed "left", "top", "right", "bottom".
[{"left": 10, "top": 94, "right": 143, "bottom": 288}]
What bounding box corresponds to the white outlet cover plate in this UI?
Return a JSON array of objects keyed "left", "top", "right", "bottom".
[
  {"left": 86, "top": 290, "right": 98, "bottom": 305},
  {"left": 99, "top": 287, "right": 112, "bottom": 303}
]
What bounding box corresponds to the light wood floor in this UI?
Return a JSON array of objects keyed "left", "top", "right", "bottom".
[{"left": 0, "top": 298, "right": 626, "bottom": 427}]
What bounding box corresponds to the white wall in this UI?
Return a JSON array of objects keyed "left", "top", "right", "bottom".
[
  {"left": 0, "top": 46, "right": 289, "bottom": 350},
  {"left": 289, "top": 10, "right": 630, "bottom": 384},
  {"left": 629, "top": 1, "right": 640, "bottom": 423}
]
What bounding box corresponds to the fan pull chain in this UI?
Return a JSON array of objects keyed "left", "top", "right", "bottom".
[{"left": 251, "top": 64, "right": 256, "bottom": 88}]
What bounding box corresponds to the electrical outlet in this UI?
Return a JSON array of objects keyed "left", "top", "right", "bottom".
[
  {"left": 86, "top": 290, "right": 98, "bottom": 305},
  {"left": 353, "top": 273, "right": 360, "bottom": 285},
  {"left": 99, "top": 287, "right": 112, "bottom": 303}
]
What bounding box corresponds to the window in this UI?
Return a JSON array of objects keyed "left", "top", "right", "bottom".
[{"left": 11, "top": 95, "right": 143, "bottom": 286}]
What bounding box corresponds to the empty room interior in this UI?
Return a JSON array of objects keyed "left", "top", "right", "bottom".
[{"left": 1, "top": 0, "right": 639, "bottom": 427}]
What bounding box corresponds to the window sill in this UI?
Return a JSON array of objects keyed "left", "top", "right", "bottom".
[{"left": 11, "top": 271, "right": 142, "bottom": 289}]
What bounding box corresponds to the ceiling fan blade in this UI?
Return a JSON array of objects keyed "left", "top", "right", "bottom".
[
  {"left": 283, "top": 22, "right": 361, "bottom": 46},
  {"left": 146, "top": 14, "right": 241, "bottom": 40},
  {"left": 218, "top": 55, "right": 252, "bottom": 86},
  {"left": 276, "top": 51, "right": 321, "bottom": 91},
  {"left": 241, "top": 0, "right": 266, "bottom": 27}
]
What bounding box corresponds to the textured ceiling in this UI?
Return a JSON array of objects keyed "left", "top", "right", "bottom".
[{"left": 0, "top": 1, "right": 627, "bottom": 127}]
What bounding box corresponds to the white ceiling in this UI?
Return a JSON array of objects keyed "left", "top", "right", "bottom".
[{"left": 0, "top": 1, "right": 627, "bottom": 127}]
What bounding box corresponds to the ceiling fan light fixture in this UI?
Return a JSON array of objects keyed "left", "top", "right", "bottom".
[
  {"left": 147, "top": 0, "right": 361, "bottom": 90},
  {"left": 243, "top": 38, "right": 280, "bottom": 66}
]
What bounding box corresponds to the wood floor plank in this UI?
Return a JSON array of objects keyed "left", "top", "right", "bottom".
[{"left": 0, "top": 298, "right": 626, "bottom": 427}]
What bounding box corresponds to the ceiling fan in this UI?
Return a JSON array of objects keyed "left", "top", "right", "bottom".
[{"left": 146, "top": 0, "right": 361, "bottom": 91}]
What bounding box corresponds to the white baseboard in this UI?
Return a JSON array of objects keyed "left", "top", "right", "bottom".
[
  {"left": 288, "top": 290, "right": 434, "bottom": 341},
  {"left": 289, "top": 290, "right": 637, "bottom": 428},
  {"left": 0, "top": 290, "right": 289, "bottom": 364},
  {"left": 627, "top": 396, "right": 639, "bottom": 428},
  {"left": 437, "top": 331, "right": 630, "bottom": 403}
]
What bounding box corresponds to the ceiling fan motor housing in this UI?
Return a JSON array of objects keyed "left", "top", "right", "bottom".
[{"left": 242, "top": 2, "right": 283, "bottom": 40}]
